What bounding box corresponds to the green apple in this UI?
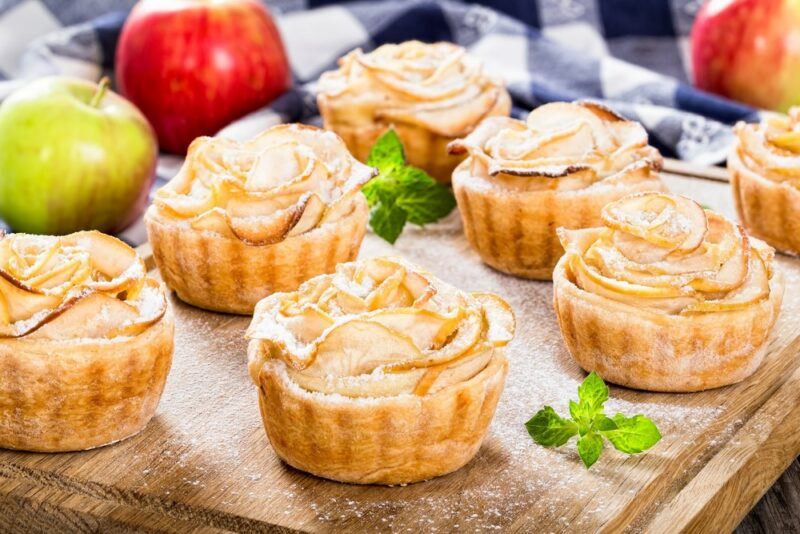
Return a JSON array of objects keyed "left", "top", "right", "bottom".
[{"left": 0, "top": 76, "right": 157, "bottom": 235}]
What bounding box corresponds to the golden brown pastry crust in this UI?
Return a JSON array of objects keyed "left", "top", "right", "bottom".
[
  {"left": 554, "top": 263, "right": 782, "bottom": 392},
  {"left": 317, "top": 41, "right": 511, "bottom": 183},
  {"left": 729, "top": 147, "right": 800, "bottom": 256},
  {"left": 0, "top": 230, "right": 173, "bottom": 452},
  {"left": 145, "top": 123, "right": 375, "bottom": 314},
  {"left": 252, "top": 344, "right": 507, "bottom": 485},
  {"left": 0, "top": 309, "right": 174, "bottom": 452},
  {"left": 553, "top": 193, "right": 784, "bottom": 392},
  {"left": 145, "top": 196, "right": 368, "bottom": 314},
  {"left": 246, "top": 257, "right": 514, "bottom": 484},
  {"left": 450, "top": 102, "right": 665, "bottom": 280}
]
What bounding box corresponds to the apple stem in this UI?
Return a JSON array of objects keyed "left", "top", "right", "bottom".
[{"left": 90, "top": 77, "right": 110, "bottom": 107}]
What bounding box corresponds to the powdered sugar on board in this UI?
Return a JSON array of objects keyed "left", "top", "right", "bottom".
[{"left": 2, "top": 174, "right": 799, "bottom": 532}]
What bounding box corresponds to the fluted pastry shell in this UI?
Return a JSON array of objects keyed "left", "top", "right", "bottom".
[
  {"left": 0, "top": 310, "right": 174, "bottom": 452},
  {"left": 145, "top": 196, "right": 368, "bottom": 314},
  {"left": 317, "top": 41, "right": 511, "bottom": 183},
  {"left": 145, "top": 123, "right": 376, "bottom": 314},
  {"left": 729, "top": 112, "right": 800, "bottom": 256},
  {"left": 246, "top": 256, "right": 514, "bottom": 484},
  {"left": 449, "top": 101, "right": 666, "bottom": 280},
  {"left": 0, "top": 231, "right": 173, "bottom": 452},
  {"left": 553, "top": 193, "right": 784, "bottom": 392},
  {"left": 252, "top": 345, "right": 507, "bottom": 485}
]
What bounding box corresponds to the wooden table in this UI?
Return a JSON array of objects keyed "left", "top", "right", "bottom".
[{"left": 1, "top": 162, "right": 799, "bottom": 533}]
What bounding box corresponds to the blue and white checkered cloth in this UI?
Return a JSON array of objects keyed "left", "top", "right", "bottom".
[{"left": 0, "top": 0, "right": 760, "bottom": 244}]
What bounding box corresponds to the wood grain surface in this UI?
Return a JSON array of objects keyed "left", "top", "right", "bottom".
[{"left": 0, "top": 171, "right": 799, "bottom": 533}]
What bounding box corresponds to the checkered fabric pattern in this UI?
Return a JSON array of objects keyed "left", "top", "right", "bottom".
[{"left": 0, "top": 0, "right": 760, "bottom": 244}]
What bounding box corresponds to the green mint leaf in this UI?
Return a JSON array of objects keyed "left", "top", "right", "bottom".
[
  {"left": 577, "top": 432, "right": 604, "bottom": 468},
  {"left": 525, "top": 406, "right": 578, "bottom": 447},
  {"left": 361, "top": 129, "right": 456, "bottom": 243},
  {"left": 369, "top": 203, "right": 407, "bottom": 244},
  {"left": 367, "top": 129, "right": 405, "bottom": 172},
  {"left": 595, "top": 415, "right": 618, "bottom": 432},
  {"left": 395, "top": 167, "right": 456, "bottom": 225},
  {"left": 569, "top": 399, "right": 593, "bottom": 436},
  {"left": 577, "top": 372, "right": 609, "bottom": 414},
  {"left": 601, "top": 414, "right": 661, "bottom": 454}
]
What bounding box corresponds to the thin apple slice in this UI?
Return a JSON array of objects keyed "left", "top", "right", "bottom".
[
  {"left": 385, "top": 308, "right": 482, "bottom": 371},
  {"left": 281, "top": 304, "right": 334, "bottom": 344},
  {"left": 572, "top": 253, "right": 686, "bottom": 299},
  {"left": 190, "top": 208, "right": 237, "bottom": 239},
  {"left": 571, "top": 254, "right": 696, "bottom": 315},
  {"left": 367, "top": 308, "right": 457, "bottom": 350},
  {"left": 0, "top": 271, "right": 61, "bottom": 324},
  {"left": 245, "top": 141, "right": 304, "bottom": 191},
  {"left": 472, "top": 292, "right": 515, "bottom": 346},
  {"left": 364, "top": 268, "right": 408, "bottom": 310},
  {"left": 690, "top": 232, "right": 749, "bottom": 293},
  {"left": 527, "top": 102, "right": 615, "bottom": 152},
  {"left": 585, "top": 243, "right": 690, "bottom": 289},
  {"left": 304, "top": 319, "right": 422, "bottom": 377},
  {"left": 681, "top": 253, "right": 770, "bottom": 314},
  {"left": 767, "top": 130, "right": 800, "bottom": 153},
  {"left": 288, "top": 365, "right": 425, "bottom": 398},
  {"left": 317, "top": 190, "right": 357, "bottom": 226},
  {"left": 227, "top": 194, "right": 314, "bottom": 245},
  {"left": 417, "top": 348, "right": 494, "bottom": 395},
  {"left": 602, "top": 193, "right": 708, "bottom": 253},
  {"left": 286, "top": 193, "right": 325, "bottom": 236},
  {"left": 447, "top": 116, "right": 524, "bottom": 155},
  {"left": 154, "top": 189, "right": 216, "bottom": 218},
  {"left": 26, "top": 291, "right": 139, "bottom": 340},
  {"left": 60, "top": 231, "right": 145, "bottom": 292}
]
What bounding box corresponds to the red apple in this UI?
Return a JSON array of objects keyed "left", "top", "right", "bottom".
[
  {"left": 691, "top": 0, "right": 800, "bottom": 111},
  {"left": 116, "top": 0, "right": 291, "bottom": 154}
]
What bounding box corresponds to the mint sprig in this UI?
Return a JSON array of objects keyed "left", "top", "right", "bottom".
[
  {"left": 525, "top": 372, "right": 661, "bottom": 468},
  {"left": 362, "top": 130, "right": 456, "bottom": 244}
]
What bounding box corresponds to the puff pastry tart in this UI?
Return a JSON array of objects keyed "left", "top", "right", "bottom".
[
  {"left": 0, "top": 231, "right": 173, "bottom": 452},
  {"left": 317, "top": 40, "right": 511, "bottom": 183},
  {"left": 553, "top": 193, "right": 784, "bottom": 392},
  {"left": 145, "top": 124, "right": 377, "bottom": 314},
  {"left": 729, "top": 109, "right": 800, "bottom": 255},
  {"left": 246, "top": 257, "right": 514, "bottom": 484},
  {"left": 448, "top": 101, "right": 666, "bottom": 280}
]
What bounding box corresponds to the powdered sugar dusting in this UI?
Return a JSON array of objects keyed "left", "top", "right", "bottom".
[{"left": 8, "top": 176, "right": 798, "bottom": 532}]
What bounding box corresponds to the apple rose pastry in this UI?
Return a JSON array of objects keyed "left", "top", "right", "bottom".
[
  {"left": 145, "top": 124, "right": 377, "bottom": 314},
  {"left": 317, "top": 40, "right": 511, "bottom": 183},
  {"left": 448, "top": 101, "right": 666, "bottom": 280},
  {"left": 729, "top": 109, "right": 800, "bottom": 255},
  {"left": 246, "top": 257, "right": 514, "bottom": 485},
  {"left": 0, "top": 231, "right": 173, "bottom": 452},
  {"left": 553, "top": 193, "right": 784, "bottom": 392}
]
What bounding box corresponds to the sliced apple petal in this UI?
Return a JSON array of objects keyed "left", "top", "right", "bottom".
[
  {"left": 305, "top": 319, "right": 422, "bottom": 377},
  {"left": 25, "top": 292, "right": 139, "bottom": 340},
  {"left": 287, "top": 193, "right": 325, "bottom": 236},
  {"left": 287, "top": 365, "right": 425, "bottom": 398},
  {"left": 419, "top": 348, "right": 494, "bottom": 395},
  {"left": 281, "top": 304, "right": 334, "bottom": 344},
  {"left": 681, "top": 253, "right": 770, "bottom": 314},
  {"left": 0, "top": 271, "right": 62, "bottom": 324},
  {"left": 190, "top": 208, "right": 237, "bottom": 239},
  {"left": 227, "top": 197, "right": 310, "bottom": 245},
  {"left": 386, "top": 308, "right": 483, "bottom": 371},
  {"left": 602, "top": 193, "right": 708, "bottom": 253},
  {"left": 472, "top": 292, "right": 515, "bottom": 346},
  {"left": 366, "top": 308, "right": 454, "bottom": 350}
]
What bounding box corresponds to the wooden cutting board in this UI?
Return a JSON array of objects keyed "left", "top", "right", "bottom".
[{"left": 1, "top": 162, "right": 799, "bottom": 533}]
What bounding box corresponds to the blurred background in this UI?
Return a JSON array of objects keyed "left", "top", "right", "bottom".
[
  {"left": 0, "top": 0, "right": 798, "bottom": 530},
  {"left": 0, "top": 0, "right": 785, "bottom": 244}
]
